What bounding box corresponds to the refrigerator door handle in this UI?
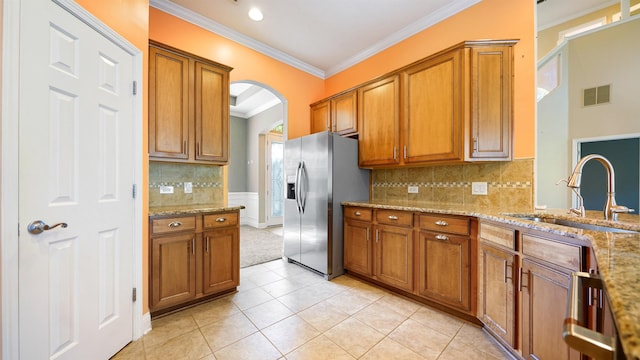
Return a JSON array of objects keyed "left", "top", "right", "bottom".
[
  {"left": 300, "top": 161, "right": 308, "bottom": 214},
  {"left": 295, "top": 161, "right": 302, "bottom": 213}
]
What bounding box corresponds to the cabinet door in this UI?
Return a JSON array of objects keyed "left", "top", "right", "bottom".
[
  {"left": 374, "top": 224, "right": 413, "bottom": 291},
  {"left": 195, "top": 61, "right": 229, "bottom": 163},
  {"left": 332, "top": 90, "right": 358, "bottom": 136},
  {"left": 151, "top": 233, "right": 197, "bottom": 311},
  {"left": 479, "top": 243, "right": 516, "bottom": 348},
  {"left": 149, "top": 46, "right": 190, "bottom": 160},
  {"left": 203, "top": 228, "right": 239, "bottom": 295},
  {"left": 520, "top": 259, "right": 580, "bottom": 360},
  {"left": 417, "top": 231, "right": 470, "bottom": 311},
  {"left": 403, "top": 50, "right": 463, "bottom": 163},
  {"left": 344, "top": 218, "right": 373, "bottom": 277},
  {"left": 469, "top": 45, "right": 513, "bottom": 160},
  {"left": 358, "top": 75, "right": 400, "bottom": 167},
  {"left": 310, "top": 100, "right": 330, "bottom": 134}
]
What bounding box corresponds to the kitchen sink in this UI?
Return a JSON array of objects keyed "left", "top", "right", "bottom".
[{"left": 508, "top": 215, "right": 638, "bottom": 234}]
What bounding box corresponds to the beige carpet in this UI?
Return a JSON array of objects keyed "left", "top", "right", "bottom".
[{"left": 240, "top": 225, "right": 284, "bottom": 268}]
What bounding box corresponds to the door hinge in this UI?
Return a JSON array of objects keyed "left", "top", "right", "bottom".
[
  {"left": 132, "top": 81, "right": 137, "bottom": 95},
  {"left": 132, "top": 287, "right": 137, "bottom": 302},
  {"left": 132, "top": 184, "right": 137, "bottom": 199}
]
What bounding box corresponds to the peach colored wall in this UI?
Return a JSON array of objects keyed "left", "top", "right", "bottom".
[
  {"left": 149, "top": 8, "right": 325, "bottom": 140},
  {"left": 75, "top": 0, "right": 151, "bottom": 313},
  {"left": 324, "top": 0, "right": 535, "bottom": 159}
]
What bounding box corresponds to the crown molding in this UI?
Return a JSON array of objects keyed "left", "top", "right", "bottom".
[
  {"left": 150, "top": 0, "right": 480, "bottom": 80},
  {"left": 150, "top": 0, "right": 326, "bottom": 79}
]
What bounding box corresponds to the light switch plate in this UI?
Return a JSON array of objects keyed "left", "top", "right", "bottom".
[
  {"left": 184, "top": 182, "right": 193, "bottom": 194},
  {"left": 407, "top": 186, "right": 419, "bottom": 194},
  {"left": 471, "top": 182, "right": 488, "bottom": 195},
  {"left": 159, "top": 185, "right": 174, "bottom": 194}
]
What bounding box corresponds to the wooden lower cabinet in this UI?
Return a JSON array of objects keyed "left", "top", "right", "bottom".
[
  {"left": 417, "top": 230, "right": 471, "bottom": 311},
  {"left": 374, "top": 224, "right": 413, "bottom": 291},
  {"left": 150, "top": 210, "right": 240, "bottom": 315},
  {"left": 520, "top": 259, "right": 580, "bottom": 360},
  {"left": 344, "top": 218, "right": 373, "bottom": 276},
  {"left": 479, "top": 243, "right": 516, "bottom": 348},
  {"left": 203, "top": 228, "right": 239, "bottom": 295},
  {"left": 151, "top": 232, "right": 197, "bottom": 310}
]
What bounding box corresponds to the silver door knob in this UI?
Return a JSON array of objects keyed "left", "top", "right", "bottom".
[{"left": 27, "top": 220, "right": 68, "bottom": 234}]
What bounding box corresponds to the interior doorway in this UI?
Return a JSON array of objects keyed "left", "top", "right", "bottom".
[{"left": 228, "top": 81, "right": 287, "bottom": 267}]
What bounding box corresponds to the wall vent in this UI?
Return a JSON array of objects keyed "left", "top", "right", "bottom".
[{"left": 583, "top": 84, "right": 611, "bottom": 106}]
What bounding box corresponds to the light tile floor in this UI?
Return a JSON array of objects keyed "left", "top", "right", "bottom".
[{"left": 112, "top": 259, "right": 511, "bottom": 360}]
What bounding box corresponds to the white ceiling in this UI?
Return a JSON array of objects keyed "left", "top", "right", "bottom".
[{"left": 151, "top": 0, "right": 622, "bottom": 117}]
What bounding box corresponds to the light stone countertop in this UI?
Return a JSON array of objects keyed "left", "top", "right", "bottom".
[
  {"left": 149, "top": 204, "right": 245, "bottom": 217},
  {"left": 342, "top": 200, "right": 640, "bottom": 360}
]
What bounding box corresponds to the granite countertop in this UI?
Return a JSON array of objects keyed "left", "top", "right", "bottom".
[
  {"left": 149, "top": 204, "right": 245, "bottom": 217},
  {"left": 342, "top": 200, "right": 640, "bottom": 359}
]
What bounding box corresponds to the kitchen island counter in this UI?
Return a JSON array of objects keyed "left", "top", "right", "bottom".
[{"left": 343, "top": 200, "right": 640, "bottom": 359}]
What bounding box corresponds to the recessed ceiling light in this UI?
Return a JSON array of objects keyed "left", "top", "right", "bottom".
[{"left": 248, "top": 8, "right": 263, "bottom": 21}]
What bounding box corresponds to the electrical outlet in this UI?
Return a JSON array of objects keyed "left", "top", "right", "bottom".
[
  {"left": 184, "top": 182, "right": 193, "bottom": 194},
  {"left": 471, "top": 182, "right": 488, "bottom": 195},
  {"left": 159, "top": 185, "right": 174, "bottom": 194},
  {"left": 407, "top": 186, "right": 419, "bottom": 194}
]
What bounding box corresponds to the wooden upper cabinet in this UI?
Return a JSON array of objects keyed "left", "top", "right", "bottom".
[
  {"left": 149, "top": 41, "right": 232, "bottom": 165},
  {"left": 403, "top": 49, "right": 463, "bottom": 163},
  {"left": 195, "top": 61, "right": 229, "bottom": 162},
  {"left": 310, "top": 90, "right": 358, "bottom": 136},
  {"left": 331, "top": 90, "right": 358, "bottom": 136},
  {"left": 310, "top": 99, "right": 330, "bottom": 134},
  {"left": 468, "top": 44, "right": 514, "bottom": 160},
  {"left": 358, "top": 75, "right": 401, "bottom": 167},
  {"left": 149, "top": 46, "right": 190, "bottom": 160}
]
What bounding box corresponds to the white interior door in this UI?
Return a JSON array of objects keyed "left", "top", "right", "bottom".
[{"left": 18, "top": 0, "right": 136, "bottom": 358}]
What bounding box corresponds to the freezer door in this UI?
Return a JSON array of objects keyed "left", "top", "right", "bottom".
[
  {"left": 299, "top": 132, "right": 330, "bottom": 274},
  {"left": 283, "top": 138, "right": 301, "bottom": 262}
]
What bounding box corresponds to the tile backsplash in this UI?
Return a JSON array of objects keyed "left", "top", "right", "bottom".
[
  {"left": 149, "top": 162, "right": 224, "bottom": 207},
  {"left": 371, "top": 159, "right": 534, "bottom": 211}
]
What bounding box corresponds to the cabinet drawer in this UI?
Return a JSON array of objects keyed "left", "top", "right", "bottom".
[
  {"left": 521, "top": 234, "right": 582, "bottom": 271},
  {"left": 151, "top": 216, "right": 197, "bottom": 235},
  {"left": 203, "top": 212, "right": 238, "bottom": 229},
  {"left": 376, "top": 210, "right": 413, "bottom": 227},
  {"left": 419, "top": 214, "right": 469, "bottom": 235},
  {"left": 479, "top": 222, "right": 515, "bottom": 250},
  {"left": 344, "top": 207, "right": 372, "bottom": 221}
]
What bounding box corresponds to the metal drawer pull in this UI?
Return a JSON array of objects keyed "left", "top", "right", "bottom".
[
  {"left": 563, "top": 272, "right": 615, "bottom": 360},
  {"left": 215, "top": 217, "right": 226, "bottom": 222},
  {"left": 435, "top": 234, "right": 448, "bottom": 241},
  {"left": 435, "top": 220, "right": 448, "bottom": 226},
  {"left": 388, "top": 215, "right": 399, "bottom": 220},
  {"left": 354, "top": 211, "right": 361, "bottom": 216},
  {"left": 168, "top": 221, "right": 182, "bottom": 228}
]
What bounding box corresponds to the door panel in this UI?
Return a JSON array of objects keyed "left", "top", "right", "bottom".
[
  {"left": 18, "top": 1, "right": 135, "bottom": 358},
  {"left": 300, "top": 132, "right": 329, "bottom": 274},
  {"left": 284, "top": 138, "right": 301, "bottom": 262}
]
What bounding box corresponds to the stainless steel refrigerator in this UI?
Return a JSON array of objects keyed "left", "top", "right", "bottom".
[{"left": 284, "top": 131, "right": 370, "bottom": 279}]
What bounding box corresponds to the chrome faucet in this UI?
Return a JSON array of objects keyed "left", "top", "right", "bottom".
[{"left": 565, "top": 154, "right": 634, "bottom": 221}]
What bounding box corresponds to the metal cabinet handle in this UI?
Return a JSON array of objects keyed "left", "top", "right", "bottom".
[
  {"left": 388, "top": 215, "right": 399, "bottom": 220},
  {"left": 27, "top": 220, "right": 68, "bottom": 234},
  {"left": 206, "top": 236, "right": 210, "bottom": 253},
  {"left": 376, "top": 229, "right": 379, "bottom": 243},
  {"left": 168, "top": 221, "right": 182, "bottom": 228},
  {"left": 519, "top": 269, "right": 529, "bottom": 291},
  {"left": 504, "top": 262, "right": 513, "bottom": 283},
  {"left": 563, "top": 272, "right": 615, "bottom": 360},
  {"left": 435, "top": 220, "right": 448, "bottom": 226},
  {"left": 435, "top": 234, "right": 448, "bottom": 241},
  {"left": 354, "top": 211, "right": 361, "bottom": 216},
  {"left": 191, "top": 238, "right": 195, "bottom": 255},
  {"left": 216, "top": 217, "right": 226, "bottom": 222}
]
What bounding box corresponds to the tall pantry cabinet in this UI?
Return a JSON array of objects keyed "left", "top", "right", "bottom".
[{"left": 149, "top": 41, "right": 232, "bottom": 164}]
